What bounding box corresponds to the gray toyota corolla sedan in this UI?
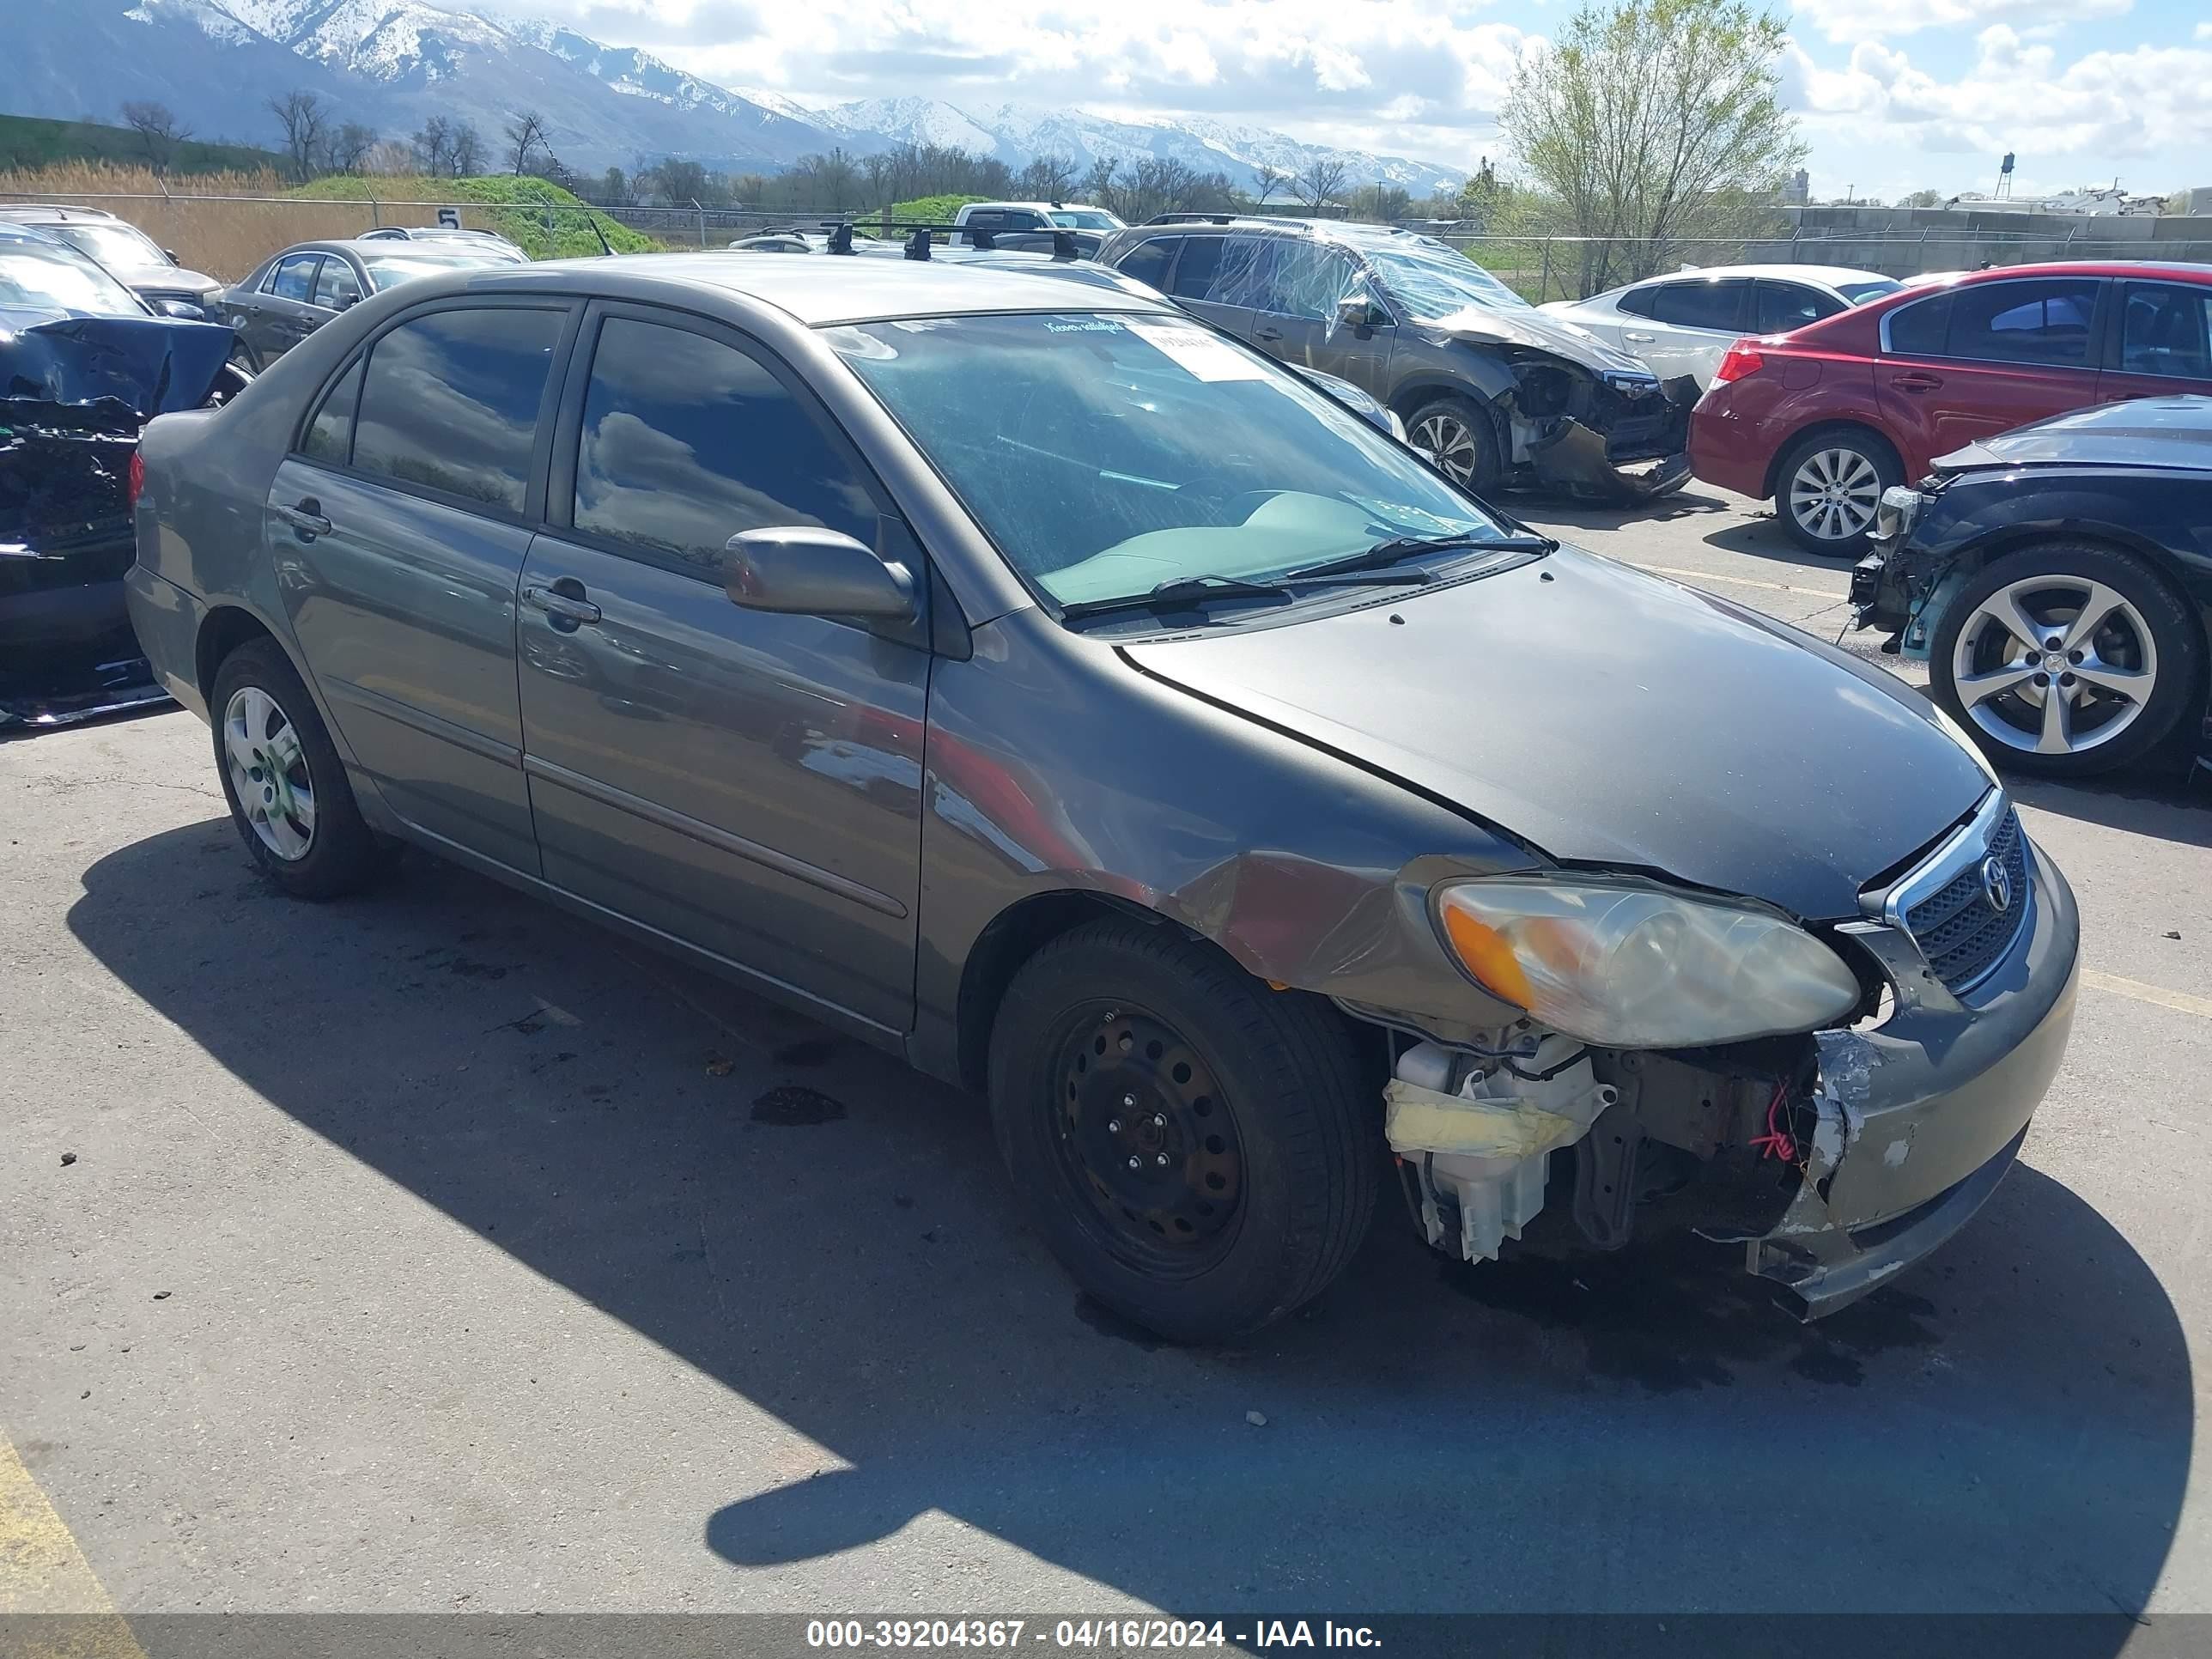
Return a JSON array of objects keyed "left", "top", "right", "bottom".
[{"left": 127, "top": 254, "right": 2079, "bottom": 1343}]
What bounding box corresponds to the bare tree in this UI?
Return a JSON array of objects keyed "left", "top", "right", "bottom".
[
  {"left": 412, "top": 116, "right": 453, "bottom": 177},
  {"left": 329, "top": 123, "right": 377, "bottom": 175},
  {"left": 119, "top": 100, "right": 191, "bottom": 174},
  {"left": 1252, "top": 163, "right": 1290, "bottom": 207},
  {"left": 1498, "top": 0, "right": 1803, "bottom": 287},
  {"left": 1295, "top": 159, "right": 1349, "bottom": 214},
  {"left": 503, "top": 109, "right": 549, "bottom": 175},
  {"left": 1081, "top": 157, "right": 1120, "bottom": 218},
  {"left": 266, "top": 89, "right": 328, "bottom": 183},
  {"left": 1016, "top": 153, "right": 1079, "bottom": 200},
  {"left": 451, "top": 122, "right": 485, "bottom": 177}
]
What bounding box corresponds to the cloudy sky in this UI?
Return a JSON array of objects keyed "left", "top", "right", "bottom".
[{"left": 495, "top": 0, "right": 2212, "bottom": 203}]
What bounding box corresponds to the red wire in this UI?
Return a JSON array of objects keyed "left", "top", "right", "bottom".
[{"left": 1749, "top": 1080, "right": 1796, "bottom": 1162}]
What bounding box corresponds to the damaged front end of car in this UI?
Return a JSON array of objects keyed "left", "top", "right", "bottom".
[
  {"left": 1355, "top": 792, "right": 2078, "bottom": 1318},
  {"left": 1498, "top": 352, "right": 1698, "bottom": 502},
  {"left": 1, "top": 313, "right": 238, "bottom": 730}
]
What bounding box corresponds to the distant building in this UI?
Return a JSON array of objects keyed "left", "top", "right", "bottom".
[
  {"left": 1783, "top": 168, "right": 1810, "bottom": 205},
  {"left": 2191, "top": 186, "right": 2212, "bottom": 216}
]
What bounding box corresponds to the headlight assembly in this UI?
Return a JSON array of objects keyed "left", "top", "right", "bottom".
[{"left": 1434, "top": 878, "right": 1862, "bottom": 1049}]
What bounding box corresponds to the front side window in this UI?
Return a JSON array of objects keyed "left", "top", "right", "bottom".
[
  {"left": 1648, "top": 280, "right": 1747, "bottom": 331},
  {"left": 2119, "top": 282, "right": 2212, "bottom": 380},
  {"left": 352, "top": 307, "right": 561, "bottom": 514},
  {"left": 573, "top": 317, "right": 876, "bottom": 573},
  {"left": 826, "top": 311, "right": 1510, "bottom": 611},
  {"left": 312, "top": 258, "right": 362, "bottom": 311},
  {"left": 267, "top": 253, "right": 319, "bottom": 301},
  {"left": 1113, "top": 237, "right": 1176, "bottom": 292},
  {"left": 1948, "top": 278, "right": 2100, "bottom": 366}
]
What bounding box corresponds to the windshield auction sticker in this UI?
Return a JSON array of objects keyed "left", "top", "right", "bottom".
[{"left": 1124, "top": 318, "right": 1269, "bottom": 382}]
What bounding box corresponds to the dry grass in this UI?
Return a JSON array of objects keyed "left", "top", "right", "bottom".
[{"left": 0, "top": 161, "right": 492, "bottom": 282}]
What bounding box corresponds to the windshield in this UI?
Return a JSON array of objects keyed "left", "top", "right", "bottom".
[
  {"left": 1841, "top": 278, "right": 1904, "bottom": 305},
  {"left": 362, "top": 252, "right": 515, "bottom": 289},
  {"left": 1053, "top": 210, "right": 1121, "bottom": 230},
  {"left": 47, "top": 221, "right": 168, "bottom": 270},
  {"left": 1360, "top": 238, "right": 1531, "bottom": 317},
  {"left": 826, "top": 311, "right": 1510, "bottom": 611},
  {"left": 0, "top": 237, "right": 147, "bottom": 315}
]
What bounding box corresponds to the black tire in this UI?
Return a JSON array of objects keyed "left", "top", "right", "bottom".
[
  {"left": 209, "top": 637, "right": 386, "bottom": 899},
  {"left": 1403, "top": 392, "right": 1504, "bottom": 496},
  {"left": 1929, "top": 541, "right": 2203, "bottom": 780},
  {"left": 987, "top": 918, "right": 1378, "bottom": 1343},
  {"left": 228, "top": 339, "right": 261, "bottom": 375},
  {"left": 1774, "top": 425, "right": 1901, "bottom": 556}
]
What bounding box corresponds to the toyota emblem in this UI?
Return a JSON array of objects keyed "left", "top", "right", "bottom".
[{"left": 1981, "top": 854, "right": 2013, "bottom": 916}]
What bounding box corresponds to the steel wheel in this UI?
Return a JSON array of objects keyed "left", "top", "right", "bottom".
[
  {"left": 222, "top": 684, "right": 317, "bottom": 861},
  {"left": 1787, "top": 446, "right": 1882, "bottom": 543},
  {"left": 1409, "top": 410, "right": 1481, "bottom": 484},
  {"left": 1048, "top": 1003, "right": 1246, "bottom": 1275},
  {"left": 1949, "top": 575, "right": 2159, "bottom": 759}
]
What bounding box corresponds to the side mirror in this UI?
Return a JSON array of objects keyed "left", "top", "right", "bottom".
[
  {"left": 725, "top": 526, "right": 916, "bottom": 621},
  {"left": 151, "top": 298, "right": 207, "bottom": 320},
  {"left": 1334, "top": 295, "right": 1383, "bottom": 335},
  {"left": 163, "top": 247, "right": 181, "bottom": 264}
]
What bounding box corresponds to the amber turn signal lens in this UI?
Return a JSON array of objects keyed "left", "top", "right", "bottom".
[{"left": 1440, "top": 904, "right": 1533, "bottom": 1010}]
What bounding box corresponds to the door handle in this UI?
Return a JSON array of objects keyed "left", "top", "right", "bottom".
[
  {"left": 1253, "top": 325, "right": 1284, "bottom": 342},
  {"left": 1623, "top": 330, "right": 1656, "bottom": 343},
  {"left": 278, "top": 498, "right": 331, "bottom": 538},
  {"left": 1892, "top": 372, "right": 1943, "bottom": 392},
  {"left": 524, "top": 582, "right": 602, "bottom": 629}
]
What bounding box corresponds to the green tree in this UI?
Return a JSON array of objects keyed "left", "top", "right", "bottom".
[
  {"left": 1899, "top": 188, "right": 1944, "bottom": 208},
  {"left": 1498, "top": 0, "right": 1803, "bottom": 290}
]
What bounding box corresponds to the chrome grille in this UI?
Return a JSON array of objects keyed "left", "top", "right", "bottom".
[{"left": 1901, "top": 806, "right": 2030, "bottom": 992}]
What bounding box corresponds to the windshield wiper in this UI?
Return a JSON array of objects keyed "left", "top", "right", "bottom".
[
  {"left": 1057, "top": 566, "right": 1432, "bottom": 624},
  {"left": 1285, "top": 532, "right": 1555, "bottom": 581}
]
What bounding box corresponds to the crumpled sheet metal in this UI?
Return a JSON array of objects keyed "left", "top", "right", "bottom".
[
  {"left": 1, "top": 313, "right": 235, "bottom": 420},
  {"left": 1382, "top": 1078, "right": 1588, "bottom": 1158}
]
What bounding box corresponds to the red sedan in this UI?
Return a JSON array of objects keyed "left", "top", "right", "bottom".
[{"left": 1687, "top": 260, "right": 2212, "bottom": 554}]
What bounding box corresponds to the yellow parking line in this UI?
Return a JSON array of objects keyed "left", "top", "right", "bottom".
[
  {"left": 0, "top": 1426, "right": 147, "bottom": 1656},
  {"left": 2082, "top": 969, "right": 2212, "bottom": 1022}
]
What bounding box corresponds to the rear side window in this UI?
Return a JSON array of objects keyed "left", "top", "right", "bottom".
[
  {"left": 1167, "top": 235, "right": 1227, "bottom": 301},
  {"left": 353, "top": 307, "right": 562, "bottom": 515},
  {"left": 1753, "top": 281, "right": 1844, "bottom": 334},
  {"left": 571, "top": 316, "right": 876, "bottom": 574},
  {"left": 1948, "top": 278, "right": 2100, "bottom": 366},
  {"left": 301, "top": 357, "right": 361, "bottom": 465},
  {"left": 312, "top": 258, "right": 362, "bottom": 311},
  {"left": 1647, "top": 280, "right": 1747, "bottom": 331},
  {"left": 2118, "top": 282, "right": 2212, "bottom": 380},
  {"left": 265, "top": 253, "right": 319, "bottom": 301},
  {"left": 1114, "top": 237, "right": 1176, "bottom": 291}
]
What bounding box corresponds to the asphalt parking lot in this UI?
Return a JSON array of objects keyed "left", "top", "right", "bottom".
[{"left": 5, "top": 485, "right": 2211, "bottom": 1635}]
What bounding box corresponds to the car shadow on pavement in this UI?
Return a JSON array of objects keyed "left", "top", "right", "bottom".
[
  {"left": 69, "top": 822, "right": 2191, "bottom": 1625},
  {"left": 1698, "top": 515, "right": 1864, "bottom": 574},
  {"left": 1507, "top": 486, "right": 1738, "bottom": 532}
]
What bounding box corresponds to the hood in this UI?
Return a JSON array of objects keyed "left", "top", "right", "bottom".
[
  {"left": 116, "top": 263, "right": 222, "bottom": 296},
  {"left": 0, "top": 313, "right": 236, "bottom": 419},
  {"left": 1935, "top": 393, "right": 2212, "bottom": 475},
  {"left": 1407, "top": 302, "right": 1655, "bottom": 377},
  {"left": 1121, "top": 546, "right": 1989, "bottom": 920}
]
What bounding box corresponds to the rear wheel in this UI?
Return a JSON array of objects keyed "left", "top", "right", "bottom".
[
  {"left": 1929, "top": 541, "right": 2203, "bottom": 779},
  {"left": 1404, "top": 393, "right": 1504, "bottom": 496},
  {"left": 988, "top": 919, "right": 1378, "bottom": 1343},
  {"left": 228, "top": 339, "right": 260, "bottom": 375},
  {"left": 210, "top": 638, "right": 386, "bottom": 898},
  {"left": 1776, "top": 427, "right": 1899, "bottom": 556}
]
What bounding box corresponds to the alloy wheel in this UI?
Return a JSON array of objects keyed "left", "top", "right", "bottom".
[
  {"left": 1049, "top": 1004, "right": 1245, "bottom": 1273},
  {"left": 1788, "top": 447, "right": 1882, "bottom": 542},
  {"left": 1409, "top": 411, "right": 1480, "bottom": 484},
  {"left": 1950, "top": 574, "right": 2159, "bottom": 758},
  {"left": 222, "top": 684, "right": 318, "bottom": 860}
]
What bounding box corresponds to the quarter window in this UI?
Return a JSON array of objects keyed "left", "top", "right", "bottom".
[
  {"left": 352, "top": 307, "right": 562, "bottom": 515},
  {"left": 301, "top": 358, "right": 361, "bottom": 465},
  {"left": 1886, "top": 292, "right": 1950, "bottom": 356},
  {"left": 2118, "top": 282, "right": 2212, "bottom": 380},
  {"left": 571, "top": 316, "right": 876, "bottom": 574},
  {"left": 265, "top": 252, "right": 319, "bottom": 301},
  {"left": 1647, "top": 280, "right": 1747, "bottom": 331}
]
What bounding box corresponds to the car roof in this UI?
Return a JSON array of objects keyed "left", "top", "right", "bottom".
[
  {"left": 1905, "top": 259, "right": 2212, "bottom": 287},
  {"left": 0, "top": 204, "right": 121, "bottom": 223},
  {"left": 467, "top": 251, "right": 1175, "bottom": 325},
  {"left": 1617, "top": 264, "right": 1898, "bottom": 289}
]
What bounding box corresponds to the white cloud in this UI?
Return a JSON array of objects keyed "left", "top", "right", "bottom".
[
  {"left": 1785, "top": 27, "right": 2212, "bottom": 194},
  {"left": 1791, "top": 0, "right": 2130, "bottom": 46}
]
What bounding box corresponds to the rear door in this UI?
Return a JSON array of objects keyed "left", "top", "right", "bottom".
[
  {"left": 514, "top": 305, "right": 928, "bottom": 1033},
  {"left": 2099, "top": 278, "right": 2212, "bottom": 404},
  {"left": 266, "top": 297, "right": 574, "bottom": 874},
  {"left": 1873, "top": 276, "right": 2106, "bottom": 470},
  {"left": 1629, "top": 277, "right": 1750, "bottom": 384}
]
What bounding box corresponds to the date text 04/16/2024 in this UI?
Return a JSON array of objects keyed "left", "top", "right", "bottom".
[{"left": 804, "top": 1620, "right": 1383, "bottom": 1650}]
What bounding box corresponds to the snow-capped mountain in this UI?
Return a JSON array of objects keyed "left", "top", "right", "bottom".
[{"left": 10, "top": 0, "right": 1464, "bottom": 195}]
